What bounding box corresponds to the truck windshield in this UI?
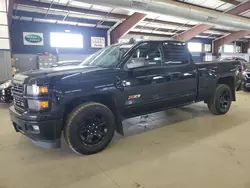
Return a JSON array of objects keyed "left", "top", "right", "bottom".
[{"left": 80, "top": 44, "right": 133, "bottom": 68}]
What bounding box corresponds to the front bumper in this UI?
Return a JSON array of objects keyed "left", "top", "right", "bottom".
[{"left": 9, "top": 105, "right": 63, "bottom": 148}]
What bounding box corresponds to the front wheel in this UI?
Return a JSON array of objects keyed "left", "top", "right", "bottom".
[
  {"left": 207, "top": 84, "right": 232, "bottom": 115},
  {"left": 64, "top": 102, "right": 116, "bottom": 155}
]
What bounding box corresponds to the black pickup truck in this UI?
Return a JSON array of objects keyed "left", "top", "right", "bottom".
[{"left": 9, "top": 40, "right": 239, "bottom": 155}]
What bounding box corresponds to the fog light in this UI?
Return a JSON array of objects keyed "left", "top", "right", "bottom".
[{"left": 32, "top": 125, "right": 40, "bottom": 131}]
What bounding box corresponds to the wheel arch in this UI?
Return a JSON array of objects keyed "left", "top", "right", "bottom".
[
  {"left": 63, "top": 94, "right": 124, "bottom": 135},
  {"left": 217, "top": 76, "right": 236, "bottom": 101}
]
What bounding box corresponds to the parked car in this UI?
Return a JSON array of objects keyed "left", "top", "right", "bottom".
[
  {"left": 220, "top": 57, "right": 250, "bottom": 90},
  {"left": 0, "top": 80, "right": 12, "bottom": 103},
  {"left": 9, "top": 40, "right": 239, "bottom": 155},
  {"left": 242, "top": 68, "right": 250, "bottom": 91}
]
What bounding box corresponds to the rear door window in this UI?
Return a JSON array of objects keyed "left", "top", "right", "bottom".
[
  {"left": 125, "top": 42, "right": 163, "bottom": 69},
  {"left": 132, "top": 42, "right": 162, "bottom": 66},
  {"left": 162, "top": 42, "right": 190, "bottom": 66}
]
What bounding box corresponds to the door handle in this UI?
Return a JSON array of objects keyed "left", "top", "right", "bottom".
[
  {"left": 170, "top": 73, "right": 182, "bottom": 80},
  {"left": 160, "top": 73, "right": 170, "bottom": 77}
]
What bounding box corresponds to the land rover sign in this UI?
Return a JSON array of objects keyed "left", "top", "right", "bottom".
[{"left": 23, "top": 32, "right": 44, "bottom": 46}]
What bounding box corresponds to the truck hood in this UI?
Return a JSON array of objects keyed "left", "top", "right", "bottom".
[{"left": 13, "top": 66, "right": 108, "bottom": 85}]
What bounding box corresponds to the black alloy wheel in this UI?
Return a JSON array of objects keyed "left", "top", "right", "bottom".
[
  {"left": 207, "top": 84, "right": 232, "bottom": 115},
  {"left": 78, "top": 114, "right": 108, "bottom": 147},
  {"left": 64, "top": 102, "right": 116, "bottom": 155},
  {"left": 219, "top": 90, "right": 231, "bottom": 110}
]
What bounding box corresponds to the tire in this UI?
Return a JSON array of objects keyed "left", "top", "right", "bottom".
[
  {"left": 64, "top": 102, "right": 116, "bottom": 155},
  {"left": 242, "top": 82, "right": 250, "bottom": 92},
  {"left": 207, "top": 84, "right": 232, "bottom": 115}
]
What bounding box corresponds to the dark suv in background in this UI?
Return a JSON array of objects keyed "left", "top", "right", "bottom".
[
  {"left": 221, "top": 57, "right": 250, "bottom": 91},
  {"left": 0, "top": 80, "right": 12, "bottom": 103},
  {"left": 242, "top": 68, "right": 250, "bottom": 91}
]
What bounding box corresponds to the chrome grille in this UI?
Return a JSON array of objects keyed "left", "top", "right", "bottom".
[
  {"left": 13, "top": 96, "right": 25, "bottom": 109},
  {"left": 12, "top": 83, "right": 25, "bottom": 110},
  {"left": 12, "top": 84, "right": 24, "bottom": 94}
]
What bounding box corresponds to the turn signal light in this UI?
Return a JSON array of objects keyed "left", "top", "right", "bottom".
[
  {"left": 40, "top": 101, "right": 49, "bottom": 108},
  {"left": 39, "top": 87, "right": 48, "bottom": 94}
]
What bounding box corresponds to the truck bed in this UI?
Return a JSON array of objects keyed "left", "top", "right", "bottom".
[{"left": 195, "top": 60, "right": 239, "bottom": 102}]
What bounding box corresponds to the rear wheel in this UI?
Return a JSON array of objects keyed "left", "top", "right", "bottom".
[
  {"left": 64, "top": 102, "right": 116, "bottom": 155},
  {"left": 208, "top": 84, "right": 232, "bottom": 115}
]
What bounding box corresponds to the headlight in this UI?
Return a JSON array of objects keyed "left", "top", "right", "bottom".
[
  {"left": 27, "top": 100, "right": 49, "bottom": 111},
  {"left": 0, "top": 80, "right": 11, "bottom": 89},
  {"left": 27, "top": 85, "right": 48, "bottom": 95}
]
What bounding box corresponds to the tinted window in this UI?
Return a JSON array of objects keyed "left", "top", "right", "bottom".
[
  {"left": 127, "top": 43, "right": 162, "bottom": 68},
  {"left": 162, "top": 42, "right": 189, "bottom": 65}
]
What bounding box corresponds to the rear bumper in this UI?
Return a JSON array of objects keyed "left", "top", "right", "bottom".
[{"left": 9, "top": 105, "right": 63, "bottom": 149}]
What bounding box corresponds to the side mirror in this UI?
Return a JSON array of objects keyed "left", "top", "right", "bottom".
[{"left": 127, "top": 58, "right": 147, "bottom": 69}]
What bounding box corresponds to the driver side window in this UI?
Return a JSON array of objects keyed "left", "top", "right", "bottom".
[{"left": 126, "top": 43, "right": 162, "bottom": 69}]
